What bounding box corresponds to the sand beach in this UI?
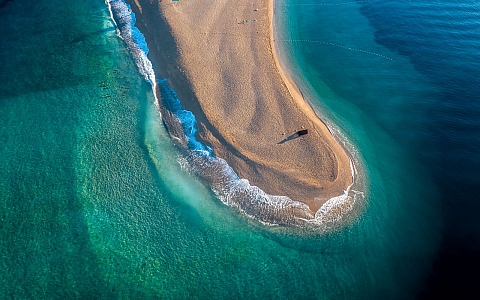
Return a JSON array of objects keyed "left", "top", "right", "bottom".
[{"left": 129, "top": 0, "right": 353, "bottom": 213}]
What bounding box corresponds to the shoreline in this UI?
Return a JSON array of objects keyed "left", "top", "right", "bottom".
[
  {"left": 270, "top": 0, "right": 337, "bottom": 139},
  {"left": 126, "top": 0, "right": 359, "bottom": 220},
  {"left": 267, "top": 0, "right": 358, "bottom": 211}
]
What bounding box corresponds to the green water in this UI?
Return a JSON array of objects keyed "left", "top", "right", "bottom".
[{"left": 0, "top": 0, "right": 442, "bottom": 298}]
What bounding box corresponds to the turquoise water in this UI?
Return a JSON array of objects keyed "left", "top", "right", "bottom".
[{"left": 1, "top": 0, "right": 477, "bottom": 298}]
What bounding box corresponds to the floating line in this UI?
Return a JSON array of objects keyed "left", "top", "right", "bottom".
[
  {"left": 276, "top": 39, "right": 393, "bottom": 61},
  {"left": 279, "top": 0, "right": 391, "bottom": 6}
]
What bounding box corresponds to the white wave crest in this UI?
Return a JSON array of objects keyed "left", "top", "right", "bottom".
[{"left": 107, "top": 0, "right": 156, "bottom": 86}]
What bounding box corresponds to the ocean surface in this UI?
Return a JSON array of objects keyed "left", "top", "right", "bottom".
[{"left": 1, "top": 0, "right": 478, "bottom": 299}]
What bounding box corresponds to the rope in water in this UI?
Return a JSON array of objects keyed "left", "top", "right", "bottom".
[
  {"left": 279, "top": 0, "right": 391, "bottom": 6},
  {"left": 275, "top": 39, "right": 394, "bottom": 61}
]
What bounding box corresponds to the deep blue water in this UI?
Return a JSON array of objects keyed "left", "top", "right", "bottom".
[
  {"left": 278, "top": 0, "right": 480, "bottom": 297},
  {"left": 357, "top": 1, "right": 480, "bottom": 297},
  {"left": 0, "top": 0, "right": 479, "bottom": 298}
]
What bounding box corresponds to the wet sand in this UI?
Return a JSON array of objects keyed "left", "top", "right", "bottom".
[{"left": 129, "top": 0, "right": 353, "bottom": 213}]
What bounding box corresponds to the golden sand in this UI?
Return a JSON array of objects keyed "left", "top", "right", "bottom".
[{"left": 130, "top": 0, "right": 353, "bottom": 213}]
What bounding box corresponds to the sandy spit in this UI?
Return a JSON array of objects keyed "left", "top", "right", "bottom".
[{"left": 129, "top": 0, "right": 353, "bottom": 213}]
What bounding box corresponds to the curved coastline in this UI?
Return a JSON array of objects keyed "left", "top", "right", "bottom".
[{"left": 112, "top": 0, "right": 364, "bottom": 228}]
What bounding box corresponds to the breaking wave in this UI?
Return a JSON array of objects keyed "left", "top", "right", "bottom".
[{"left": 107, "top": 0, "right": 155, "bottom": 85}]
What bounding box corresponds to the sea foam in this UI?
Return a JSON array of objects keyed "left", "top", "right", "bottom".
[
  {"left": 107, "top": 0, "right": 155, "bottom": 85},
  {"left": 107, "top": 0, "right": 363, "bottom": 228}
]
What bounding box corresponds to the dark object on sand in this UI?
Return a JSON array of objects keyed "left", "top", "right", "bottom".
[
  {"left": 297, "top": 129, "right": 308, "bottom": 136},
  {"left": 278, "top": 129, "right": 308, "bottom": 144}
]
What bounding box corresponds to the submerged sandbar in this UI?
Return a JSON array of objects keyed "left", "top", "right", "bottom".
[{"left": 129, "top": 0, "right": 355, "bottom": 217}]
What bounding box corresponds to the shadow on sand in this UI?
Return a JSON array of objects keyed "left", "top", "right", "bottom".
[{"left": 278, "top": 129, "right": 308, "bottom": 144}]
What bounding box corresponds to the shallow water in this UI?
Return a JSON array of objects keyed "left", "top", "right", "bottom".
[{"left": 0, "top": 0, "right": 478, "bottom": 298}]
